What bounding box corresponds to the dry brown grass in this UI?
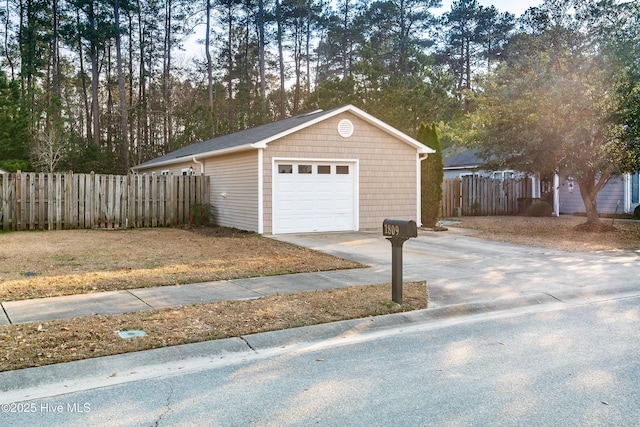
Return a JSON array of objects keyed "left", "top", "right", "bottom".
[
  {"left": 1, "top": 216, "right": 638, "bottom": 372},
  {"left": 0, "top": 226, "right": 426, "bottom": 372},
  {"left": 446, "top": 215, "right": 640, "bottom": 252},
  {"left": 0, "top": 282, "right": 427, "bottom": 371},
  {"left": 0, "top": 227, "right": 364, "bottom": 302}
]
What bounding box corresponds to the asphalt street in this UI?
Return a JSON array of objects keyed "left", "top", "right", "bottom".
[
  {"left": 1, "top": 228, "right": 639, "bottom": 426},
  {"left": 1, "top": 294, "right": 638, "bottom": 426}
]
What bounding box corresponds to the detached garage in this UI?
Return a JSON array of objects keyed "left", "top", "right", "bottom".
[{"left": 132, "top": 105, "right": 434, "bottom": 234}]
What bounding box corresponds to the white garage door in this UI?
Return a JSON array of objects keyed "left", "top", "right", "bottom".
[{"left": 273, "top": 161, "right": 357, "bottom": 234}]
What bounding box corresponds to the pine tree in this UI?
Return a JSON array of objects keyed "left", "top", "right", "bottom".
[{"left": 417, "top": 122, "right": 443, "bottom": 228}]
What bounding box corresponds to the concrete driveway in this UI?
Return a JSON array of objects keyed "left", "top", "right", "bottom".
[{"left": 271, "top": 228, "right": 640, "bottom": 309}]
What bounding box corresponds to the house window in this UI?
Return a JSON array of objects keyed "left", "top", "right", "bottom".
[
  {"left": 298, "top": 165, "right": 312, "bottom": 174},
  {"left": 318, "top": 165, "right": 331, "bottom": 174},
  {"left": 278, "top": 164, "right": 293, "bottom": 174},
  {"left": 336, "top": 165, "right": 349, "bottom": 174},
  {"left": 632, "top": 172, "right": 639, "bottom": 204},
  {"left": 161, "top": 170, "right": 170, "bottom": 176}
]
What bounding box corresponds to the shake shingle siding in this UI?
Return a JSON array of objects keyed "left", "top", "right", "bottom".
[{"left": 262, "top": 113, "right": 417, "bottom": 234}]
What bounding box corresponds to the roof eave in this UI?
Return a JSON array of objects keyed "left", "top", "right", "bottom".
[
  {"left": 258, "top": 105, "right": 434, "bottom": 153},
  {"left": 132, "top": 143, "right": 257, "bottom": 171}
]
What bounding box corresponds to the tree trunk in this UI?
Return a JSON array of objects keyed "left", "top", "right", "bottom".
[
  {"left": 576, "top": 173, "right": 610, "bottom": 225},
  {"left": 3, "top": 1, "right": 16, "bottom": 79},
  {"left": 341, "top": 0, "right": 349, "bottom": 80},
  {"left": 137, "top": 0, "right": 146, "bottom": 163},
  {"left": 88, "top": 5, "right": 101, "bottom": 146},
  {"left": 163, "top": 0, "right": 172, "bottom": 153},
  {"left": 305, "top": 0, "right": 311, "bottom": 96},
  {"left": 76, "top": 9, "right": 92, "bottom": 142},
  {"left": 127, "top": 8, "right": 135, "bottom": 162},
  {"left": 206, "top": 0, "right": 214, "bottom": 130},
  {"left": 114, "top": 0, "right": 129, "bottom": 172},
  {"left": 275, "top": 0, "right": 286, "bottom": 119},
  {"left": 225, "top": 2, "right": 234, "bottom": 124},
  {"left": 106, "top": 44, "right": 114, "bottom": 155},
  {"left": 51, "top": 0, "right": 59, "bottom": 103},
  {"left": 258, "top": 0, "right": 266, "bottom": 114}
]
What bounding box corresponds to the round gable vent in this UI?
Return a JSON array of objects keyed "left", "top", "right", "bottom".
[{"left": 337, "top": 119, "right": 354, "bottom": 138}]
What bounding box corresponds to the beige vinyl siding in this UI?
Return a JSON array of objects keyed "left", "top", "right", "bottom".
[
  {"left": 206, "top": 150, "right": 259, "bottom": 232},
  {"left": 263, "top": 111, "right": 418, "bottom": 234}
]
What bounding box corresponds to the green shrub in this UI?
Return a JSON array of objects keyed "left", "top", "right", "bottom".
[
  {"left": 189, "top": 203, "right": 214, "bottom": 226},
  {"left": 525, "top": 200, "right": 553, "bottom": 217},
  {"left": 634, "top": 205, "right": 640, "bottom": 220},
  {"left": 417, "top": 122, "right": 443, "bottom": 228}
]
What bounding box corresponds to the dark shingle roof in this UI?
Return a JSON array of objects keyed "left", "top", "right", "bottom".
[
  {"left": 133, "top": 107, "right": 339, "bottom": 169},
  {"left": 133, "top": 104, "right": 433, "bottom": 170},
  {"left": 443, "top": 148, "right": 482, "bottom": 169}
]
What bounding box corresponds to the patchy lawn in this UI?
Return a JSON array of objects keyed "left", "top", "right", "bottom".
[
  {"left": 0, "top": 282, "right": 427, "bottom": 372},
  {"left": 0, "top": 226, "right": 428, "bottom": 372},
  {"left": 0, "top": 227, "right": 365, "bottom": 302},
  {"left": 2, "top": 216, "right": 638, "bottom": 372},
  {"left": 445, "top": 215, "right": 640, "bottom": 252}
]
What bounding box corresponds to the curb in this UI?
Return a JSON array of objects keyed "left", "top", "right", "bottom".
[
  {"left": 0, "top": 292, "right": 562, "bottom": 403},
  {"left": 1, "top": 285, "right": 638, "bottom": 404}
]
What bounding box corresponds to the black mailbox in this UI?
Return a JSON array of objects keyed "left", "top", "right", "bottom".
[
  {"left": 383, "top": 219, "right": 418, "bottom": 304},
  {"left": 383, "top": 219, "right": 417, "bottom": 239}
]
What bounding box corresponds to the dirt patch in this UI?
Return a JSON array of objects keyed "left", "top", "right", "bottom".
[
  {"left": 0, "top": 282, "right": 427, "bottom": 372},
  {"left": 446, "top": 215, "right": 640, "bottom": 252},
  {"left": 0, "top": 227, "right": 364, "bottom": 301}
]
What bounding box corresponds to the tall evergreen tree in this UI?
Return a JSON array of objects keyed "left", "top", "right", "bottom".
[
  {"left": 0, "top": 71, "right": 30, "bottom": 171},
  {"left": 417, "top": 122, "right": 443, "bottom": 228}
]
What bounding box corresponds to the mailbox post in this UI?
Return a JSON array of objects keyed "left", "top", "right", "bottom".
[{"left": 382, "top": 219, "right": 418, "bottom": 304}]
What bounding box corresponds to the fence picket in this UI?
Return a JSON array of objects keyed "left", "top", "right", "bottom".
[
  {"left": 442, "top": 176, "right": 533, "bottom": 217},
  {"left": 0, "top": 172, "right": 209, "bottom": 231}
]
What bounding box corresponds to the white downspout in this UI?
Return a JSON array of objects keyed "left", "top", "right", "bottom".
[
  {"left": 624, "top": 173, "right": 631, "bottom": 214},
  {"left": 553, "top": 173, "right": 560, "bottom": 217},
  {"left": 418, "top": 153, "right": 429, "bottom": 226},
  {"left": 257, "top": 148, "right": 264, "bottom": 234},
  {"left": 192, "top": 157, "right": 204, "bottom": 174}
]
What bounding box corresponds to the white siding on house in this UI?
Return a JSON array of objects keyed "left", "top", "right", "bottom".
[{"left": 137, "top": 161, "right": 195, "bottom": 176}]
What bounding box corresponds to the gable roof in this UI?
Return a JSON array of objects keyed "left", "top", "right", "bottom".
[
  {"left": 133, "top": 105, "right": 434, "bottom": 171},
  {"left": 443, "top": 148, "right": 482, "bottom": 170}
]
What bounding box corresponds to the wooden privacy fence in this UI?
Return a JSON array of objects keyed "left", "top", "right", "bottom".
[
  {"left": 442, "top": 176, "right": 533, "bottom": 217},
  {"left": 0, "top": 171, "right": 210, "bottom": 231}
]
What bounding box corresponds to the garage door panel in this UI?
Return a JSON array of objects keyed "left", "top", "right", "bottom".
[{"left": 274, "top": 161, "right": 356, "bottom": 234}]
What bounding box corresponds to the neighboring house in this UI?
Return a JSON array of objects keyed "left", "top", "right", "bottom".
[
  {"left": 442, "top": 148, "right": 482, "bottom": 180},
  {"left": 444, "top": 148, "right": 539, "bottom": 192},
  {"left": 558, "top": 173, "right": 639, "bottom": 215},
  {"left": 443, "top": 148, "right": 522, "bottom": 181},
  {"left": 444, "top": 148, "right": 640, "bottom": 215},
  {"left": 132, "top": 105, "right": 434, "bottom": 234}
]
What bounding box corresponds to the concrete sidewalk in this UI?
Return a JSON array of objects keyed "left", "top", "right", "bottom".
[{"left": 0, "top": 267, "right": 389, "bottom": 325}]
